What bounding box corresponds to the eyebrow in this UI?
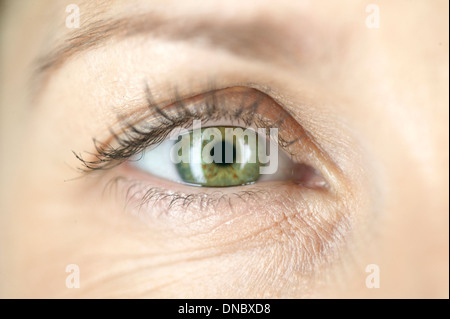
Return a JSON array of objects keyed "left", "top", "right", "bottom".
[{"left": 32, "top": 12, "right": 312, "bottom": 91}]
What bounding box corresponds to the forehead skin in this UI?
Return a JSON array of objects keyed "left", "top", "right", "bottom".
[{"left": 0, "top": 0, "right": 448, "bottom": 298}]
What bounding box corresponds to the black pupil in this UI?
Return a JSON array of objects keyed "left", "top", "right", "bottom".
[{"left": 210, "top": 141, "right": 235, "bottom": 166}]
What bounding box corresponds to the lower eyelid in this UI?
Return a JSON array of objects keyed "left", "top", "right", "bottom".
[{"left": 99, "top": 166, "right": 352, "bottom": 275}]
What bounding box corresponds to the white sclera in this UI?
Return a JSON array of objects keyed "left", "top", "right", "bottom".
[{"left": 132, "top": 139, "right": 185, "bottom": 184}]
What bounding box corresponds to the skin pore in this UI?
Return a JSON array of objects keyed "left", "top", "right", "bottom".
[{"left": 0, "top": 0, "right": 448, "bottom": 298}]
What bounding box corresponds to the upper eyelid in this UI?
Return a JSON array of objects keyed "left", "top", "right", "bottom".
[
  {"left": 111, "top": 84, "right": 300, "bottom": 143},
  {"left": 74, "top": 85, "right": 303, "bottom": 171},
  {"left": 143, "top": 85, "right": 293, "bottom": 126}
]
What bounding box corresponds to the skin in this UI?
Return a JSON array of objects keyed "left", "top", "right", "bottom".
[{"left": 0, "top": 0, "right": 448, "bottom": 298}]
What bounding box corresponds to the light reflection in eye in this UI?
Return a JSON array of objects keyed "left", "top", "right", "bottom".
[{"left": 176, "top": 126, "right": 262, "bottom": 187}]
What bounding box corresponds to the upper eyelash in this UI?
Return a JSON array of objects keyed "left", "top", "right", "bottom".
[{"left": 74, "top": 84, "right": 297, "bottom": 172}]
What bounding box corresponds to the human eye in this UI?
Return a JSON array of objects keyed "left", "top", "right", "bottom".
[
  {"left": 75, "top": 85, "right": 328, "bottom": 193},
  {"left": 128, "top": 88, "right": 326, "bottom": 188}
]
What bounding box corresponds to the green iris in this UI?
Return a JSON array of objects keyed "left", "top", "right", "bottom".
[{"left": 175, "top": 126, "right": 263, "bottom": 187}]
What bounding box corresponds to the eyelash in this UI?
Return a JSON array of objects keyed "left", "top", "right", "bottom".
[
  {"left": 74, "top": 84, "right": 298, "bottom": 173},
  {"left": 104, "top": 176, "right": 271, "bottom": 212}
]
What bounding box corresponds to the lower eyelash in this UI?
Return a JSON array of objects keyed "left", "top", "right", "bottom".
[
  {"left": 100, "top": 174, "right": 353, "bottom": 280},
  {"left": 105, "top": 176, "right": 270, "bottom": 213}
]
